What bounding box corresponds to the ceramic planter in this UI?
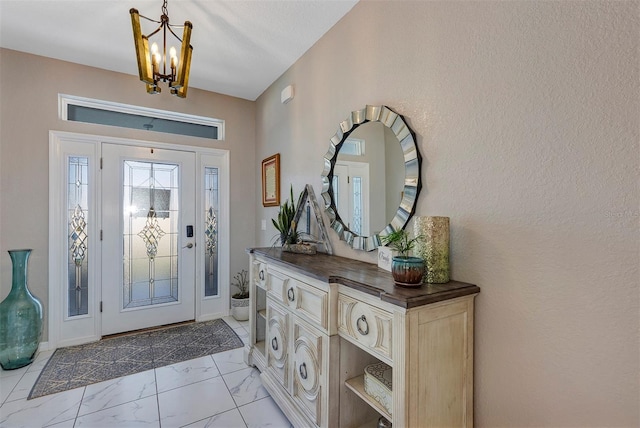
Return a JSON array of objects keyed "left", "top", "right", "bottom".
[
  {"left": 391, "top": 256, "right": 425, "bottom": 287},
  {"left": 231, "top": 296, "right": 249, "bottom": 321}
]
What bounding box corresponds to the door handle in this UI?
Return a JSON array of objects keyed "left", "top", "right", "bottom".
[
  {"left": 182, "top": 243, "right": 194, "bottom": 249},
  {"left": 299, "top": 362, "right": 308, "bottom": 380}
]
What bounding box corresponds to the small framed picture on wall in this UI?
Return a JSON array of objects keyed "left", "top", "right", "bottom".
[{"left": 262, "top": 153, "right": 280, "bottom": 207}]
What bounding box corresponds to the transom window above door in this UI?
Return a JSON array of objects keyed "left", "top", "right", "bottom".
[{"left": 59, "top": 94, "right": 225, "bottom": 140}]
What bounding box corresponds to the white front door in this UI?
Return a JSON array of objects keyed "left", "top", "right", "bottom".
[
  {"left": 333, "top": 161, "right": 370, "bottom": 236},
  {"left": 101, "top": 143, "right": 196, "bottom": 335}
]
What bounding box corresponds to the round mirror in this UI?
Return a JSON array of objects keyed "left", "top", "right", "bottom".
[{"left": 320, "top": 105, "right": 422, "bottom": 251}]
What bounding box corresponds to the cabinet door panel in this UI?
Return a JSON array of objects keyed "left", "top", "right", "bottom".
[
  {"left": 266, "top": 300, "right": 289, "bottom": 390},
  {"left": 266, "top": 268, "right": 289, "bottom": 305},
  {"left": 292, "top": 320, "right": 323, "bottom": 426}
]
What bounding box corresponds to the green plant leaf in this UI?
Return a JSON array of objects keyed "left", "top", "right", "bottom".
[
  {"left": 380, "top": 229, "right": 423, "bottom": 257},
  {"left": 270, "top": 184, "right": 305, "bottom": 246}
]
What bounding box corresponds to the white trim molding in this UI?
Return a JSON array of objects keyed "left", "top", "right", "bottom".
[
  {"left": 197, "top": 152, "right": 231, "bottom": 321},
  {"left": 49, "top": 131, "right": 101, "bottom": 348},
  {"left": 48, "top": 130, "right": 230, "bottom": 349}
]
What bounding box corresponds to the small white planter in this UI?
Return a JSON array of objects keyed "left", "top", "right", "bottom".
[{"left": 231, "top": 296, "right": 250, "bottom": 321}]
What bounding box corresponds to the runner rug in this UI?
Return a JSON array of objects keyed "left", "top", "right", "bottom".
[{"left": 28, "top": 319, "right": 243, "bottom": 399}]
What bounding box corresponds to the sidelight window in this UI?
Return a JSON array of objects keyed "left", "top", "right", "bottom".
[
  {"left": 204, "top": 167, "right": 219, "bottom": 297},
  {"left": 67, "top": 156, "right": 89, "bottom": 317}
]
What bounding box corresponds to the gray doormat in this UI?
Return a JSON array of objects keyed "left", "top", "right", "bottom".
[{"left": 28, "top": 319, "right": 244, "bottom": 400}]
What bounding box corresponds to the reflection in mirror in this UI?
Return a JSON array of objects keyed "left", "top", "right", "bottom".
[
  {"left": 321, "top": 105, "right": 421, "bottom": 251},
  {"left": 333, "top": 122, "right": 404, "bottom": 237}
]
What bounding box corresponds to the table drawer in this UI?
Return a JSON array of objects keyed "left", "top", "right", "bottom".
[
  {"left": 254, "top": 260, "right": 268, "bottom": 289},
  {"left": 267, "top": 269, "right": 328, "bottom": 331},
  {"left": 337, "top": 293, "right": 393, "bottom": 363}
]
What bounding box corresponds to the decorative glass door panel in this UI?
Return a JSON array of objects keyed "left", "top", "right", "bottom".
[
  {"left": 123, "top": 160, "right": 179, "bottom": 308},
  {"left": 204, "top": 167, "right": 219, "bottom": 297},
  {"left": 68, "top": 156, "right": 89, "bottom": 317},
  {"left": 102, "top": 144, "right": 195, "bottom": 336}
]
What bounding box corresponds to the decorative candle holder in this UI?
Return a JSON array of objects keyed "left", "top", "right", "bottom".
[{"left": 414, "top": 216, "right": 450, "bottom": 283}]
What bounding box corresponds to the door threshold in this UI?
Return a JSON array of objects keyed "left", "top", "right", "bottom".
[{"left": 101, "top": 319, "right": 196, "bottom": 340}]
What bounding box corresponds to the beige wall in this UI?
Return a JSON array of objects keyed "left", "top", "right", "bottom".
[
  {"left": 0, "top": 48, "right": 257, "bottom": 341},
  {"left": 255, "top": 1, "right": 639, "bottom": 426}
]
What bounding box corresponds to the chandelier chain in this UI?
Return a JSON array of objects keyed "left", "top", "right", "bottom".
[
  {"left": 138, "top": 0, "right": 185, "bottom": 29},
  {"left": 162, "top": 0, "right": 168, "bottom": 17}
]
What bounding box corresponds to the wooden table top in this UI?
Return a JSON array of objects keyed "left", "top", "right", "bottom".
[{"left": 248, "top": 248, "right": 480, "bottom": 309}]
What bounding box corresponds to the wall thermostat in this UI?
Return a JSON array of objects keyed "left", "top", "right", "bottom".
[{"left": 281, "top": 85, "right": 294, "bottom": 104}]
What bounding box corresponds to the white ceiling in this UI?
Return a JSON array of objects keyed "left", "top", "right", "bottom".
[{"left": 0, "top": 0, "right": 358, "bottom": 100}]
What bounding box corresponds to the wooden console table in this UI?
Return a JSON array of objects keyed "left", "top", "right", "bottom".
[{"left": 244, "top": 248, "right": 479, "bottom": 428}]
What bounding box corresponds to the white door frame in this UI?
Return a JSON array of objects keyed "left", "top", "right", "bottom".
[
  {"left": 334, "top": 160, "right": 370, "bottom": 236},
  {"left": 101, "top": 144, "right": 196, "bottom": 336},
  {"left": 48, "top": 131, "right": 230, "bottom": 348}
]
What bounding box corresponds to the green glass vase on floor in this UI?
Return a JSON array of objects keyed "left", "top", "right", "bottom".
[{"left": 0, "top": 249, "right": 43, "bottom": 370}]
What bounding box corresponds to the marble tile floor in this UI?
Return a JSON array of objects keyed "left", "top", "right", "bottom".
[{"left": 0, "top": 317, "right": 292, "bottom": 428}]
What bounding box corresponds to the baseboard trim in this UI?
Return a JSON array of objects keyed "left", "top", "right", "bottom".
[{"left": 198, "top": 311, "right": 228, "bottom": 322}]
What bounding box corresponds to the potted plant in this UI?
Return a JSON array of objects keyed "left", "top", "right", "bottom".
[
  {"left": 230, "top": 269, "right": 249, "bottom": 321},
  {"left": 272, "top": 185, "right": 299, "bottom": 246},
  {"left": 381, "top": 229, "right": 425, "bottom": 287},
  {"left": 272, "top": 186, "right": 316, "bottom": 254}
]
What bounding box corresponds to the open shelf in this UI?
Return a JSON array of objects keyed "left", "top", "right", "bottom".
[
  {"left": 345, "top": 375, "right": 392, "bottom": 422},
  {"left": 354, "top": 419, "right": 383, "bottom": 428},
  {"left": 251, "top": 281, "right": 267, "bottom": 368},
  {"left": 255, "top": 340, "right": 265, "bottom": 358}
]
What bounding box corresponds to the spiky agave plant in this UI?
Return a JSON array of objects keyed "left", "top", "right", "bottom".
[{"left": 272, "top": 185, "right": 300, "bottom": 245}]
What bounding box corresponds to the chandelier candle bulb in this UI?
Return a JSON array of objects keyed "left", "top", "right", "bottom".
[
  {"left": 169, "top": 47, "right": 177, "bottom": 70},
  {"left": 414, "top": 216, "right": 450, "bottom": 283}
]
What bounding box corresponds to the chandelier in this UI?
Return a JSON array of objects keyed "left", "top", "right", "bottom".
[{"left": 130, "top": 0, "right": 193, "bottom": 98}]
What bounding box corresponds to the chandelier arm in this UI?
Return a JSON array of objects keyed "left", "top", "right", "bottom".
[
  {"left": 162, "top": 16, "right": 168, "bottom": 78},
  {"left": 146, "top": 25, "right": 164, "bottom": 40},
  {"left": 137, "top": 14, "right": 162, "bottom": 24},
  {"left": 166, "top": 25, "right": 184, "bottom": 43}
]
